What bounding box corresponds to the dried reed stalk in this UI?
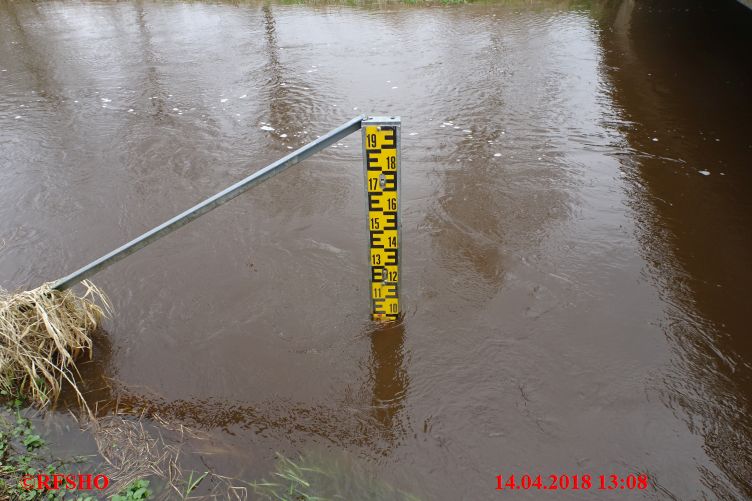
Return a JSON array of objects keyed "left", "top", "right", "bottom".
[{"left": 0, "top": 280, "right": 110, "bottom": 407}]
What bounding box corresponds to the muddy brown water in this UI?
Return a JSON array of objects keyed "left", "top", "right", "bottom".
[{"left": 2, "top": 0, "right": 752, "bottom": 498}]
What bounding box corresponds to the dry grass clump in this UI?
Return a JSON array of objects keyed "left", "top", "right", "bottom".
[
  {"left": 0, "top": 280, "right": 110, "bottom": 407},
  {"left": 90, "top": 412, "right": 189, "bottom": 496}
]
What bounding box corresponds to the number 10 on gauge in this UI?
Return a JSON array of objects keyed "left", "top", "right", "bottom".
[{"left": 362, "top": 117, "right": 401, "bottom": 321}]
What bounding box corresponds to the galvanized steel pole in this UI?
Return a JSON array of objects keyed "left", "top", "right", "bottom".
[{"left": 52, "top": 115, "right": 365, "bottom": 291}]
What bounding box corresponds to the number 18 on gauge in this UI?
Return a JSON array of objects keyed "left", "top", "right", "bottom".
[{"left": 362, "top": 116, "right": 401, "bottom": 321}]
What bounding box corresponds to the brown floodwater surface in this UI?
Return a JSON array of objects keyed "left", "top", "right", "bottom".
[{"left": 1, "top": 0, "right": 751, "bottom": 498}]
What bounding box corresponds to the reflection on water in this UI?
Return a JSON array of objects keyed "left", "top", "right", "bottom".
[
  {"left": 366, "top": 321, "right": 409, "bottom": 448},
  {"left": 68, "top": 321, "right": 410, "bottom": 465},
  {"left": 597, "top": 0, "right": 752, "bottom": 497},
  {"left": 1, "top": 0, "right": 752, "bottom": 498}
]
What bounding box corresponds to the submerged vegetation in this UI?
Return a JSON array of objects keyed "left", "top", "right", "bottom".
[
  {"left": 251, "top": 453, "right": 421, "bottom": 501},
  {"left": 0, "top": 281, "right": 110, "bottom": 408}
]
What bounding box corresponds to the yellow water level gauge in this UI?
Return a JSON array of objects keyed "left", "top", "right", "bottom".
[{"left": 362, "top": 116, "right": 401, "bottom": 321}]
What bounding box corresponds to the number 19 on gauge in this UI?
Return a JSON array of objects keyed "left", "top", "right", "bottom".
[{"left": 362, "top": 117, "right": 401, "bottom": 321}]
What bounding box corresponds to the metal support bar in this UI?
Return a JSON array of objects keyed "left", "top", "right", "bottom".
[{"left": 52, "top": 115, "right": 365, "bottom": 291}]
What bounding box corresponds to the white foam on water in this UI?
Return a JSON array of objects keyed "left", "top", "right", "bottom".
[
  {"left": 409, "top": 132, "right": 418, "bottom": 136},
  {"left": 391, "top": 86, "right": 398, "bottom": 89},
  {"left": 172, "top": 108, "right": 179, "bottom": 111},
  {"left": 260, "top": 125, "right": 275, "bottom": 131},
  {"left": 280, "top": 133, "right": 288, "bottom": 138},
  {"left": 463, "top": 130, "right": 472, "bottom": 133},
  {"left": 100, "top": 98, "right": 111, "bottom": 103},
  {"left": 220, "top": 98, "right": 228, "bottom": 103},
  {"left": 699, "top": 170, "right": 710, "bottom": 176},
  {"left": 14, "top": 116, "right": 21, "bottom": 119},
  {"left": 128, "top": 109, "right": 134, "bottom": 112},
  {"left": 443, "top": 122, "right": 453, "bottom": 126},
  {"left": 652, "top": 137, "right": 658, "bottom": 142},
  {"left": 239, "top": 94, "right": 247, "bottom": 99},
  {"left": 494, "top": 153, "right": 501, "bottom": 157}
]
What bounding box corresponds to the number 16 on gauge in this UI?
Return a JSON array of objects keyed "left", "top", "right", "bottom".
[{"left": 362, "top": 116, "right": 401, "bottom": 321}]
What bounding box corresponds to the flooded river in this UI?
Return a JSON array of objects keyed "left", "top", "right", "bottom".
[{"left": 2, "top": 0, "right": 751, "bottom": 498}]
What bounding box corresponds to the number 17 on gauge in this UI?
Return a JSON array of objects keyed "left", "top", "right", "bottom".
[{"left": 362, "top": 116, "right": 401, "bottom": 321}]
